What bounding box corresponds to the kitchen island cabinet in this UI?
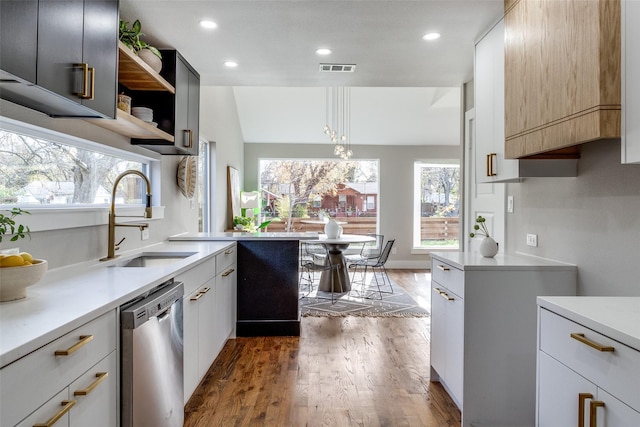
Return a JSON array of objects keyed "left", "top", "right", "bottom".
[
  {"left": 430, "top": 252, "right": 577, "bottom": 427},
  {"left": 536, "top": 297, "right": 640, "bottom": 426},
  {"left": 622, "top": 0, "right": 640, "bottom": 164}
]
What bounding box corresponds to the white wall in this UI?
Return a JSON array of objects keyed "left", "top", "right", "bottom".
[
  {"left": 199, "top": 86, "right": 245, "bottom": 232},
  {"left": 505, "top": 139, "right": 640, "bottom": 296},
  {"left": 0, "top": 86, "right": 243, "bottom": 265},
  {"left": 244, "top": 142, "right": 461, "bottom": 268}
]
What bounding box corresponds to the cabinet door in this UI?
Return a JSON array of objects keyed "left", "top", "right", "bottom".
[
  {"left": 445, "top": 290, "right": 464, "bottom": 406},
  {"left": 595, "top": 388, "right": 640, "bottom": 427},
  {"left": 16, "top": 389, "right": 71, "bottom": 427},
  {"left": 219, "top": 265, "right": 237, "bottom": 341},
  {"left": 69, "top": 352, "right": 117, "bottom": 427},
  {"left": 183, "top": 290, "right": 200, "bottom": 405},
  {"left": 175, "top": 57, "right": 194, "bottom": 155},
  {"left": 197, "top": 279, "right": 218, "bottom": 378},
  {"left": 187, "top": 67, "right": 200, "bottom": 155},
  {"left": 430, "top": 285, "right": 446, "bottom": 378},
  {"left": 0, "top": 0, "right": 38, "bottom": 83},
  {"left": 538, "top": 351, "right": 596, "bottom": 427},
  {"left": 622, "top": 0, "right": 640, "bottom": 164},
  {"left": 80, "top": 0, "right": 118, "bottom": 118},
  {"left": 37, "top": 0, "right": 84, "bottom": 102}
]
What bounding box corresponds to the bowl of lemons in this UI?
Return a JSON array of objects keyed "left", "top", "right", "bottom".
[{"left": 0, "top": 252, "right": 47, "bottom": 302}]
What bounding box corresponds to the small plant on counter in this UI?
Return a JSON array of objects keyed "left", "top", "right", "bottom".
[
  {"left": 0, "top": 208, "right": 31, "bottom": 243},
  {"left": 469, "top": 215, "right": 490, "bottom": 238},
  {"left": 119, "top": 19, "right": 162, "bottom": 59}
]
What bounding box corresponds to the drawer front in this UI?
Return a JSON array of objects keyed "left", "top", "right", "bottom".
[
  {"left": 216, "top": 244, "right": 237, "bottom": 275},
  {"left": 431, "top": 259, "right": 464, "bottom": 298},
  {"left": 16, "top": 388, "right": 70, "bottom": 427},
  {"left": 539, "top": 308, "right": 640, "bottom": 411},
  {"left": 0, "top": 310, "right": 117, "bottom": 427},
  {"left": 178, "top": 257, "right": 216, "bottom": 296}
]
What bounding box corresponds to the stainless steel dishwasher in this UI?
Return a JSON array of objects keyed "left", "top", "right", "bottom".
[{"left": 121, "top": 279, "right": 184, "bottom": 427}]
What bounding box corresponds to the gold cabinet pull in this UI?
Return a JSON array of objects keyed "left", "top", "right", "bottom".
[
  {"left": 433, "top": 287, "right": 454, "bottom": 301},
  {"left": 224, "top": 249, "right": 234, "bottom": 255},
  {"left": 486, "top": 153, "right": 497, "bottom": 176},
  {"left": 200, "top": 286, "right": 211, "bottom": 294},
  {"left": 74, "top": 63, "right": 90, "bottom": 98},
  {"left": 74, "top": 372, "right": 108, "bottom": 396},
  {"left": 589, "top": 400, "right": 605, "bottom": 427},
  {"left": 436, "top": 264, "right": 450, "bottom": 272},
  {"left": 570, "top": 333, "right": 614, "bottom": 352},
  {"left": 190, "top": 292, "right": 204, "bottom": 301},
  {"left": 87, "top": 67, "right": 95, "bottom": 100},
  {"left": 33, "top": 400, "right": 76, "bottom": 427},
  {"left": 578, "top": 393, "right": 593, "bottom": 427},
  {"left": 222, "top": 268, "right": 235, "bottom": 277},
  {"left": 54, "top": 335, "right": 94, "bottom": 356}
]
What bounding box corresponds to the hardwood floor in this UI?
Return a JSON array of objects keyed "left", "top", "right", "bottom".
[{"left": 184, "top": 269, "right": 461, "bottom": 426}]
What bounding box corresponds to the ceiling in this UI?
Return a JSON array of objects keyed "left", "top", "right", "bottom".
[{"left": 119, "top": 1, "right": 504, "bottom": 145}]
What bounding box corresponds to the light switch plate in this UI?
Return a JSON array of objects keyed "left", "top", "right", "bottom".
[
  {"left": 507, "top": 196, "right": 514, "bottom": 213},
  {"left": 526, "top": 233, "right": 537, "bottom": 247},
  {"left": 141, "top": 228, "right": 150, "bottom": 241}
]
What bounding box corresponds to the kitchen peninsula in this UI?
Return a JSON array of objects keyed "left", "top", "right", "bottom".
[{"left": 170, "top": 232, "right": 319, "bottom": 336}]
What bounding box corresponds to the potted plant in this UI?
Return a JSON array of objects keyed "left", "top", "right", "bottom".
[
  {"left": 119, "top": 19, "right": 163, "bottom": 73},
  {"left": 0, "top": 208, "right": 31, "bottom": 243},
  {"left": 469, "top": 215, "right": 498, "bottom": 257}
]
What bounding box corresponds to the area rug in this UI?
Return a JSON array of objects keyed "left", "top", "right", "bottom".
[{"left": 300, "top": 273, "right": 430, "bottom": 318}]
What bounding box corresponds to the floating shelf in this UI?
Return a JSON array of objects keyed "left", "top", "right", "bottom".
[
  {"left": 87, "top": 109, "right": 174, "bottom": 141},
  {"left": 117, "top": 41, "right": 175, "bottom": 94}
]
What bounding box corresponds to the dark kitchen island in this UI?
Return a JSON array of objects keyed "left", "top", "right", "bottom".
[{"left": 169, "top": 232, "right": 318, "bottom": 336}]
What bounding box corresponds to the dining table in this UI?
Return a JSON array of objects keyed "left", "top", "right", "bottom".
[{"left": 315, "top": 234, "right": 375, "bottom": 293}]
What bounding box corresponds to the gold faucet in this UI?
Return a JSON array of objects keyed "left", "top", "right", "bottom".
[{"left": 100, "top": 170, "right": 152, "bottom": 261}]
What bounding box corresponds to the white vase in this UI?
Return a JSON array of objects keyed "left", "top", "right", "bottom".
[
  {"left": 479, "top": 237, "right": 499, "bottom": 258},
  {"left": 324, "top": 219, "right": 340, "bottom": 238},
  {"left": 138, "top": 48, "right": 162, "bottom": 73}
]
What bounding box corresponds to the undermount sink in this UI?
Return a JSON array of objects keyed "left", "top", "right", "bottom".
[{"left": 111, "top": 252, "right": 197, "bottom": 268}]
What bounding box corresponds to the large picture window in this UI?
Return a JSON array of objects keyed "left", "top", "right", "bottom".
[
  {"left": 258, "top": 159, "right": 379, "bottom": 235},
  {"left": 0, "top": 123, "right": 149, "bottom": 208},
  {"left": 413, "top": 161, "right": 460, "bottom": 250}
]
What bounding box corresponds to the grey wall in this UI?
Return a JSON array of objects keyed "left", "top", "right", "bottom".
[
  {"left": 505, "top": 139, "right": 640, "bottom": 296},
  {"left": 244, "top": 142, "right": 461, "bottom": 268}
]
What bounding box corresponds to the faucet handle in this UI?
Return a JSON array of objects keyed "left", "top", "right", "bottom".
[{"left": 115, "top": 237, "right": 126, "bottom": 250}]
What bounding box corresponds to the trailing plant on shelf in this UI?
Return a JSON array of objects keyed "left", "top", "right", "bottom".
[
  {"left": 0, "top": 208, "right": 31, "bottom": 243},
  {"left": 119, "top": 19, "right": 162, "bottom": 59}
]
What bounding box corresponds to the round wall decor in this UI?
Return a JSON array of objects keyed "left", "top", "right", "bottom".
[{"left": 177, "top": 155, "right": 197, "bottom": 199}]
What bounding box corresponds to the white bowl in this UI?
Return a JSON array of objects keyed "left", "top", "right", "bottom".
[{"left": 0, "top": 259, "right": 48, "bottom": 302}]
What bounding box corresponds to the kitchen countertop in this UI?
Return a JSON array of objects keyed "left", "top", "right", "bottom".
[
  {"left": 0, "top": 240, "right": 234, "bottom": 368},
  {"left": 431, "top": 251, "right": 577, "bottom": 271},
  {"left": 170, "top": 231, "right": 321, "bottom": 241},
  {"left": 537, "top": 296, "right": 640, "bottom": 351}
]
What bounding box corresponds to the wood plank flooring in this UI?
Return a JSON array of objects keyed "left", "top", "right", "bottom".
[{"left": 184, "top": 269, "right": 461, "bottom": 427}]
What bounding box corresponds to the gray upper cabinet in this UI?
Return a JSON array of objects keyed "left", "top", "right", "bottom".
[{"left": 0, "top": 0, "right": 118, "bottom": 118}]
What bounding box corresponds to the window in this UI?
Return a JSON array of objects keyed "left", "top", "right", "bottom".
[
  {"left": 197, "top": 139, "right": 215, "bottom": 232},
  {"left": 258, "top": 159, "right": 379, "bottom": 235},
  {"left": 0, "top": 120, "right": 151, "bottom": 208},
  {"left": 413, "top": 161, "right": 460, "bottom": 250}
]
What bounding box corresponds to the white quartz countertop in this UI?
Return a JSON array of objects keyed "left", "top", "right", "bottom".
[
  {"left": 169, "top": 231, "right": 320, "bottom": 241},
  {"left": 431, "top": 251, "right": 577, "bottom": 271},
  {"left": 537, "top": 296, "right": 640, "bottom": 351},
  {"left": 0, "top": 240, "right": 234, "bottom": 368}
]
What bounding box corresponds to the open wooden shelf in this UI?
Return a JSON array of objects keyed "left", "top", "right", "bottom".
[
  {"left": 117, "top": 41, "right": 175, "bottom": 94},
  {"left": 87, "top": 109, "right": 174, "bottom": 141}
]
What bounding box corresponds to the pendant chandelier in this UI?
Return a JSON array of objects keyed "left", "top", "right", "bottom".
[{"left": 323, "top": 87, "right": 353, "bottom": 159}]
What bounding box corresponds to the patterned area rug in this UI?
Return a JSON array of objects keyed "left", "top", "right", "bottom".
[{"left": 300, "top": 273, "right": 430, "bottom": 318}]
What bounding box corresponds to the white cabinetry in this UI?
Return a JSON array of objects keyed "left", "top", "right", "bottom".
[
  {"left": 430, "top": 252, "right": 576, "bottom": 427},
  {"left": 474, "top": 18, "right": 576, "bottom": 183},
  {"left": 180, "top": 243, "right": 237, "bottom": 405},
  {"left": 537, "top": 304, "right": 640, "bottom": 426},
  {"left": 0, "top": 310, "right": 117, "bottom": 427},
  {"left": 622, "top": 0, "right": 640, "bottom": 164}
]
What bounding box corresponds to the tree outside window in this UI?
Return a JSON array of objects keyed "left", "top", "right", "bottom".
[{"left": 414, "top": 161, "right": 460, "bottom": 249}]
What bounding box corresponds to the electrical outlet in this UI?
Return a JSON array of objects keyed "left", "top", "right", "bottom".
[
  {"left": 507, "top": 196, "right": 514, "bottom": 213},
  {"left": 141, "top": 228, "right": 150, "bottom": 241},
  {"left": 526, "top": 233, "right": 537, "bottom": 247},
  {"left": 391, "top": 247, "right": 397, "bottom": 255}
]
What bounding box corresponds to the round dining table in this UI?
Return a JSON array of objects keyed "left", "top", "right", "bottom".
[{"left": 315, "top": 234, "right": 375, "bottom": 293}]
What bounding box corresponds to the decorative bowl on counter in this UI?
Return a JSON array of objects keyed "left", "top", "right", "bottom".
[{"left": 0, "top": 259, "right": 48, "bottom": 302}]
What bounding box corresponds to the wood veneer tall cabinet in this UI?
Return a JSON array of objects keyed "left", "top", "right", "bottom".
[
  {"left": 430, "top": 252, "right": 576, "bottom": 427},
  {"left": 504, "top": 0, "right": 621, "bottom": 159}
]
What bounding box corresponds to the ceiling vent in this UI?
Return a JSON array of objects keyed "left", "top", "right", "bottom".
[{"left": 319, "top": 63, "right": 356, "bottom": 73}]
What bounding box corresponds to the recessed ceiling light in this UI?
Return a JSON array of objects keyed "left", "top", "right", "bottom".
[
  {"left": 422, "top": 32, "right": 441, "bottom": 41},
  {"left": 200, "top": 20, "right": 217, "bottom": 29},
  {"left": 316, "top": 48, "right": 332, "bottom": 55},
  {"left": 224, "top": 61, "right": 238, "bottom": 68}
]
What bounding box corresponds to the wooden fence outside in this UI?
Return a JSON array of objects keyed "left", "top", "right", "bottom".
[{"left": 264, "top": 216, "right": 459, "bottom": 240}]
